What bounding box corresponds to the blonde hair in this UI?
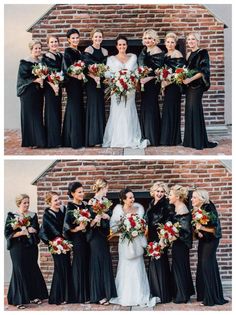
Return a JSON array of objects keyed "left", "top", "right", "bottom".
[
  {"left": 150, "top": 182, "right": 169, "bottom": 197},
  {"left": 47, "top": 35, "right": 59, "bottom": 44},
  {"left": 28, "top": 40, "right": 42, "bottom": 51},
  {"left": 90, "top": 28, "right": 104, "bottom": 38},
  {"left": 187, "top": 32, "right": 200, "bottom": 43},
  {"left": 165, "top": 32, "right": 178, "bottom": 43},
  {"left": 92, "top": 178, "right": 108, "bottom": 193},
  {"left": 193, "top": 189, "right": 210, "bottom": 204},
  {"left": 142, "top": 29, "right": 160, "bottom": 45},
  {"left": 45, "top": 191, "right": 59, "bottom": 205},
  {"left": 15, "top": 194, "right": 29, "bottom": 207},
  {"left": 170, "top": 185, "right": 188, "bottom": 202}
]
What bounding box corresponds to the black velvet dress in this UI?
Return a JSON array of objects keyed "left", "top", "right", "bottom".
[
  {"left": 63, "top": 201, "right": 90, "bottom": 303},
  {"left": 183, "top": 49, "right": 217, "bottom": 150},
  {"left": 42, "top": 52, "right": 63, "bottom": 148},
  {"left": 138, "top": 48, "right": 165, "bottom": 146},
  {"left": 171, "top": 211, "right": 195, "bottom": 303},
  {"left": 88, "top": 198, "right": 117, "bottom": 302},
  {"left": 62, "top": 47, "right": 85, "bottom": 148},
  {"left": 5, "top": 212, "right": 48, "bottom": 306},
  {"left": 160, "top": 56, "right": 185, "bottom": 146},
  {"left": 17, "top": 59, "right": 46, "bottom": 147},
  {"left": 194, "top": 202, "right": 228, "bottom": 306},
  {"left": 39, "top": 207, "right": 73, "bottom": 305},
  {"left": 144, "top": 197, "right": 172, "bottom": 303},
  {"left": 84, "top": 46, "right": 107, "bottom": 147}
]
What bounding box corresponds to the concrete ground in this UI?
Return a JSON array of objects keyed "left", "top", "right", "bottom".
[
  {"left": 4, "top": 129, "right": 232, "bottom": 156},
  {"left": 4, "top": 285, "right": 232, "bottom": 311}
]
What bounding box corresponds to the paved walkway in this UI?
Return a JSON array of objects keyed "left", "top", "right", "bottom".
[{"left": 4, "top": 129, "right": 232, "bottom": 156}]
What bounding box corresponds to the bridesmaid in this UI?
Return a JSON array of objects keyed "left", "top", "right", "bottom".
[
  {"left": 42, "top": 35, "right": 63, "bottom": 148},
  {"left": 183, "top": 32, "right": 218, "bottom": 149},
  {"left": 62, "top": 28, "right": 85, "bottom": 149},
  {"left": 39, "top": 192, "right": 73, "bottom": 305},
  {"left": 63, "top": 182, "right": 90, "bottom": 303},
  {"left": 160, "top": 32, "right": 185, "bottom": 146},
  {"left": 145, "top": 182, "right": 172, "bottom": 303},
  {"left": 88, "top": 179, "right": 117, "bottom": 305},
  {"left": 168, "top": 185, "right": 195, "bottom": 303},
  {"left": 138, "top": 29, "right": 164, "bottom": 146},
  {"left": 84, "top": 29, "right": 108, "bottom": 147},
  {"left": 5, "top": 194, "right": 48, "bottom": 309},
  {"left": 17, "top": 40, "right": 46, "bottom": 148},
  {"left": 191, "top": 189, "right": 228, "bottom": 306}
]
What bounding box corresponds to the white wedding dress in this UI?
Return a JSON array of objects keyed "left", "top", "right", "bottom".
[
  {"left": 109, "top": 203, "right": 157, "bottom": 307},
  {"left": 102, "top": 54, "right": 149, "bottom": 148}
]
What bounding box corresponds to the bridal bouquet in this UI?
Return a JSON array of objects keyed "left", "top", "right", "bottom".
[
  {"left": 107, "top": 69, "right": 136, "bottom": 104},
  {"left": 118, "top": 213, "right": 146, "bottom": 243},
  {"left": 32, "top": 63, "right": 49, "bottom": 88},
  {"left": 67, "top": 60, "right": 87, "bottom": 82},
  {"left": 89, "top": 197, "right": 113, "bottom": 226},
  {"left": 8, "top": 214, "right": 31, "bottom": 238},
  {"left": 146, "top": 241, "right": 162, "bottom": 260},
  {"left": 49, "top": 237, "right": 73, "bottom": 255},
  {"left": 158, "top": 221, "right": 181, "bottom": 248},
  {"left": 134, "top": 66, "right": 152, "bottom": 91},
  {"left": 172, "top": 66, "right": 196, "bottom": 84},
  {"left": 70, "top": 207, "right": 91, "bottom": 232},
  {"left": 88, "top": 63, "right": 109, "bottom": 88},
  {"left": 47, "top": 70, "right": 64, "bottom": 95},
  {"left": 191, "top": 208, "right": 216, "bottom": 227}
]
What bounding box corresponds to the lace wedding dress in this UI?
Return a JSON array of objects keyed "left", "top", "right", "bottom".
[
  {"left": 102, "top": 54, "right": 149, "bottom": 148},
  {"left": 109, "top": 203, "right": 157, "bottom": 307}
]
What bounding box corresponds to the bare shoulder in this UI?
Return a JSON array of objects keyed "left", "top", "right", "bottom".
[
  {"left": 173, "top": 50, "right": 183, "bottom": 58},
  {"left": 101, "top": 47, "right": 108, "bottom": 56},
  {"left": 84, "top": 46, "right": 94, "bottom": 54}
]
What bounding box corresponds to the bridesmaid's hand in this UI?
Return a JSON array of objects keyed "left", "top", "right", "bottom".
[
  {"left": 94, "top": 214, "right": 102, "bottom": 223},
  {"left": 198, "top": 231, "right": 204, "bottom": 238},
  {"left": 183, "top": 77, "right": 192, "bottom": 85},
  {"left": 140, "top": 77, "right": 152, "bottom": 85},
  {"left": 101, "top": 213, "right": 110, "bottom": 220},
  {"left": 34, "top": 77, "right": 43, "bottom": 86},
  {"left": 195, "top": 222, "right": 202, "bottom": 231},
  {"left": 28, "top": 227, "right": 37, "bottom": 234},
  {"left": 77, "top": 74, "right": 83, "bottom": 80}
]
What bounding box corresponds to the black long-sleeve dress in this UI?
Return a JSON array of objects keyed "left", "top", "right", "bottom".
[
  {"left": 39, "top": 207, "right": 73, "bottom": 305},
  {"left": 194, "top": 201, "right": 228, "bottom": 306},
  {"left": 42, "top": 52, "right": 63, "bottom": 148},
  {"left": 63, "top": 201, "right": 90, "bottom": 303},
  {"left": 5, "top": 211, "right": 48, "bottom": 306},
  {"left": 145, "top": 197, "right": 172, "bottom": 303},
  {"left": 17, "top": 59, "right": 46, "bottom": 147},
  {"left": 183, "top": 49, "right": 217, "bottom": 150},
  {"left": 84, "top": 46, "right": 107, "bottom": 147},
  {"left": 62, "top": 47, "right": 85, "bottom": 148},
  {"left": 138, "top": 48, "right": 165, "bottom": 146},
  {"left": 88, "top": 197, "right": 117, "bottom": 302},
  {"left": 160, "top": 56, "right": 185, "bottom": 146},
  {"left": 171, "top": 211, "right": 195, "bottom": 303}
]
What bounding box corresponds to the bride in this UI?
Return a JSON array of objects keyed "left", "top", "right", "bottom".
[
  {"left": 110, "top": 188, "right": 157, "bottom": 307},
  {"left": 102, "top": 35, "right": 149, "bottom": 148}
]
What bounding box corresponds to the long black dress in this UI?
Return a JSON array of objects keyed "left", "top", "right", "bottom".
[
  {"left": 145, "top": 197, "right": 172, "bottom": 303},
  {"left": 42, "top": 52, "right": 63, "bottom": 148},
  {"left": 194, "top": 201, "right": 228, "bottom": 306},
  {"left": 62, "top": 47, "right": 85, "bottom": 148},
  {"left": 88, "top": 197, "right": 117, "bottom": 302},
  {"left": 84, "top": 46, "right": 107, "bottom": 147},
  {"left": 5, "top": 211, "right": 48, "bottom": 306},
  {"left": 171, "top": 211, "right": 195, "bottom": 303},
  {"left": 160, "top": 56, "right": 185, "bottom": 146},
  {"left": 17, "top": 59, "right": 46, "bottom": 147},
  {"left": 39, "top": 207, "right": 73, "bottom": 305},
  {"left": 183, "top": 49, "right": 217, "bottom": 150},
  {"left": 138, "top": 48, "right": 165, "bottom": 146},
  {"left": 63, "top": 201, "right": 90, "bottom": 303}
]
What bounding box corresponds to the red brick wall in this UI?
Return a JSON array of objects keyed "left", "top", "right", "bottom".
[
  {"left": 29, "top": 4, "right": 225, "bottom": 126},
  {"left": 35, "top": 159, "right": 232, "bottom": 286}
]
